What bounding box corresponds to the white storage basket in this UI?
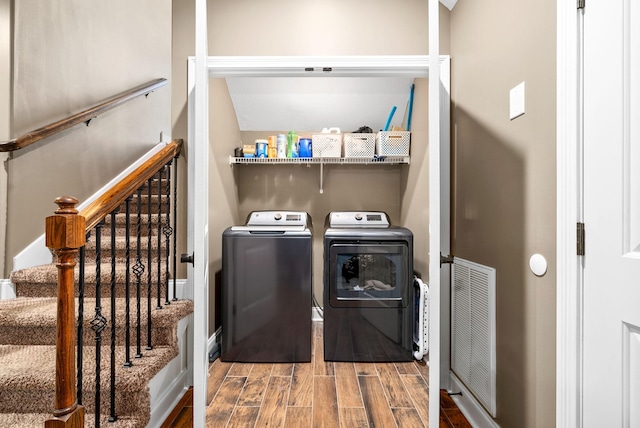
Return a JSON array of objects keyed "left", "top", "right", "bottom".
[
  {"left": 343, "top": 133, "right": 376, "bottom": 158},
  {"left": 376, "top": 131, "right": 411, "bottom": 156},
  {"left": 312, "top": 127, "right": 342, "bottom": 158}
]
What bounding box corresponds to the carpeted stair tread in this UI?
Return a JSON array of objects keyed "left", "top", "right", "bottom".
[
  {"left": 3, "top": 412, "right": 144, "bottom": 428},
  {"left": 0, "top": 297, "right": 193, "bottom": 347},
  {"left": 0, "top": 343, "right": 176, "bottom": 425},
  {"left": 10, "top": 263, "right": 169, "bottom": 298}
]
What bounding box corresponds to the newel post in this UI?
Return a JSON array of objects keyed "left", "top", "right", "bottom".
[{"left": 44, "top": 197, "right": 86, "bottom": 428}]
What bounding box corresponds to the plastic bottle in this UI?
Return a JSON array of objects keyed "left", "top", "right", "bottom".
[
  {"left": 287, "top": 130, "right": 299, "bottom": 158},
  {"left": 276, "top": 134, "right": 287, "bottom": 158}
]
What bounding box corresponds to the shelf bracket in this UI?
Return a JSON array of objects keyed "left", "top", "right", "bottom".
[{"left": 319, "top": 161, "right": 324, "bottom": 194}]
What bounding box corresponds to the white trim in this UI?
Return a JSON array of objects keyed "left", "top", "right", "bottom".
[
  {"left": 189, "top": 52, "right": 450, "bottom": 428},
  {"left": 148, "top": 314, "right": 193, "bottom": 428},
  {"left": 0, "top": 278, "right": 15, "bottom": 300},
  {"left": 207, "top": 55, "right": 432, "bottom": 77},
  {"left": 12, "top": 236, "right": 50, "bottom": 272},
  {"left": 191, "top": 1, "right": 210, "bottom": 425},
  {"left": 449, "top": 373, "right": 501, "bottom": 428},
  {"left": 439, "top": 55, "right": 452, "bottom": 392},
  {"left": 12, "top": 142, "right": 168, "bottom": 271},
  {"left": 556, "top": 0, "right": 583, "bottom": 426},
  {"left": 428, "top": 1, "right": 442, "bottom": 427},
  {"left": 202, "top": 55, "right": 451, "bottom": 79},
  {"left": 171, "top": 278, "right": 189, "bottom": 300}
]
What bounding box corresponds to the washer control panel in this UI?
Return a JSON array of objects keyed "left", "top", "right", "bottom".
[{"left": 246, "top": 211, "right": 307, "bottom": 227}]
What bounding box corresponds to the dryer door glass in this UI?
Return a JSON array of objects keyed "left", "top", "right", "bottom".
[{"left": 328, "top": 242, "right": 409, "bottom": 308}]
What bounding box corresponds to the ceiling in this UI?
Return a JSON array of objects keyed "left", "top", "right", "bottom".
[
  {"left": 440, "top": 0, "right": 458, "bottom": 10},
  {"left": 226, "top": 76, "right": 418, "bottom": 132}
]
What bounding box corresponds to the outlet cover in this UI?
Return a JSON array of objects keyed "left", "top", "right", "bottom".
[{"left": 509, "top": 81, "right": 525, "bottom": 120}]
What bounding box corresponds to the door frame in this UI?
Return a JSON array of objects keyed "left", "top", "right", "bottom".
[
  {"left": 188, "top": 53, "right": 451, "bottom": 427},
  {"left": 556, "top": 1, "right": 583, "bottom": 426}
]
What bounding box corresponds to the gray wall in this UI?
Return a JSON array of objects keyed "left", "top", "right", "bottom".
[
  {"left": 0, "top": 0, "right": 10, "bottom": 277},
  {"left": 449, "top": 1, "right": 557, "bottom": 427},
  {"left": 5, "top": 0, "right": 173, "bottom": 273}
]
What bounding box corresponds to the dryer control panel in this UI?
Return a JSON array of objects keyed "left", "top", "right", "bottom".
[{"left": 328, "top": 211, "right": 390, "bottom": 228}]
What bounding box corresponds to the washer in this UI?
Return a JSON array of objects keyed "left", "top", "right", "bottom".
[
  {"left": 222, "top": 211, "right": 312, "bottom": 362},
  {"left": 323, "top": 211, "right": 414, "bottom": 362}
]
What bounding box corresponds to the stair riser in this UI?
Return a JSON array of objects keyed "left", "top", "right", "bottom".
[
  {"left": 0, "top": 387, "right": 149, "bottom": 420},
  {"left": 15, "top": 279, "right": 172, "bottom": 299},
  {"left": 82, "top": 248, "right": 166, "bottom": 265},
  {"left": 117, "top": 196, "right": 170, "bottom": 215},
  {"left": 91, "top": 225, "right": 167, "bottom": 238},
  {"left": 0, "top": 324, "right": 177, "bottom": 348}
]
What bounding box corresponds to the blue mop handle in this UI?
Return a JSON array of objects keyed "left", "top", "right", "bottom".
[
  {"left": 384, "top": 105, "right": 397, "bottom": 131},
  {"left": 407, "top": 83, "right": 415, "bottom": 131}
]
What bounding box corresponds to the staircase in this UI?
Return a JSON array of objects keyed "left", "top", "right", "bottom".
[{"left": 0, "top": 165, "right": 193, "bottom": 427}]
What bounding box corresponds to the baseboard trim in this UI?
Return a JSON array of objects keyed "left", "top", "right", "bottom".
[
  {"left": 0, "top": 279, "right": 15, "bottom": 300},
  {"left": 148, "top": 313, "right": 193, "bottom": 428},
  {"left": 171, "top": 279, "right": 188, "bottom": 300},
  {"left": 449, "top": 372, "right": 500, "bottom": 428}
]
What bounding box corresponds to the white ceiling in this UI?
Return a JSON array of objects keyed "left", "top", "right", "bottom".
[
  {"left": 440, "top": 0, "right": 458, "bottom": 10},
  {"left": 226, "top": 76, "right": 417, "bottom": 132}
]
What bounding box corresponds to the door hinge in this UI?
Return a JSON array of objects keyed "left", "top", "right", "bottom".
[
  {"left": 577, "top": 0, "right": 585, "bottom": 9},
  {"left": 577, "top": 222, "right": 585, "bottom": 256},
  {"left": 440, "top": 253, "right": 454, "bottom": 266}
]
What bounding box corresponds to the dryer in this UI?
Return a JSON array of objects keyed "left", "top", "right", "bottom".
[{"left": 323, "top": 211, "right": 413, "bottom": 362}]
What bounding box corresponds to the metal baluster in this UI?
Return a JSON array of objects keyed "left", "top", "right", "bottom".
[
  {"left": 156, "top": 168, "right": 163, "bottom": 310},
  {"left": 133, "top": 188, "right": 144, "bottom": 358},
  {"left": 76, "top": 231, "right": 90, "bottom": 406},
  {"left": 146, "top": 177, "right": 153, "bottom": 350},
  {"left": 90, "top": 221, "right": 107, "bottom": 428},
  {"left": 172, "top": 154, "right": 179, "bottom": 301},
  {"left": 124, "top": 196, "right": 132, "bottom": 367},
  {"left": 109, "top": 209, "right": 118, "bottom": 422},
  {"left": 163, "top": 160, "right": 173, "bottom": 305}
]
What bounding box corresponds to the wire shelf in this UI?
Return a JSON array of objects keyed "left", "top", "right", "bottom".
[{"left": 228, "top": 156, "right": 410, "bottom": 165}]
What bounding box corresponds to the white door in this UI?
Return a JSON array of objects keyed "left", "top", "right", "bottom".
[{"left": 583, "top": 0, "right": 640, "bottom": 425}]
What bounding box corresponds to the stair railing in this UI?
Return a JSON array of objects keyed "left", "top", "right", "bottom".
[
  {"left": 0, "top": 78, "right": 167, "bottom": 153},
  {"left": 45, "top": 139, "right": 183, "bottom": 428}
]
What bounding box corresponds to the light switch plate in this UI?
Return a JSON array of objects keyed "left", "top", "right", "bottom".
[{"left": 510, "top": 81, "right": 525, "bottom": 120}]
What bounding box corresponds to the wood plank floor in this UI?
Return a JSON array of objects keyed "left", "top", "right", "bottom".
[{"left": 163, "top": 321, "right": 471, "bottom": 427}]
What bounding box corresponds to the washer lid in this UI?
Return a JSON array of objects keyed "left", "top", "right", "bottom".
[
  {"left": 243, "top": 210, "right": 309, "bottom": 231},
  {"left": 328, "top": 211, "right": 390, "bottom": 228}
]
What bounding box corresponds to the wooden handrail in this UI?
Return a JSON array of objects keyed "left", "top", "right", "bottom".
[
  {"left": 80, "top": 139, "right": 183, "bottom": 231},
  {"left": 0, "top": 78, "right": 167, "bottom": 152}
]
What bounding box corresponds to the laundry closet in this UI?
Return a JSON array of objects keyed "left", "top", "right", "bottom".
[
  {"left": 225, "top": 73, "right": 431, "bottom": 307},
  {"left": 183, "top": 0, "right": 450, "bottom": 426}
]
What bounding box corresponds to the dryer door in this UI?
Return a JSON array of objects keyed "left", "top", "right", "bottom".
[{"left": 328, "top": 242, "right": 410, "bottom": 308}]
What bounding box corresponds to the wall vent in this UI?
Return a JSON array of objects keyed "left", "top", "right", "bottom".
[{"left": 451, "top": 257, "right": 497, "bottom": 417}]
